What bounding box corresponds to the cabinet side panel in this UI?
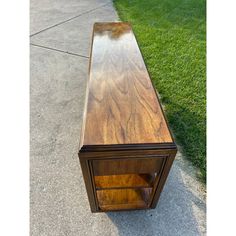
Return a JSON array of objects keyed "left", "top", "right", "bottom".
[
  {"left": 78, "top": 154, "right": 97, "bottom": 212},
  {"left": 150, "top": 151, "right": 177, "bottom": 208}
]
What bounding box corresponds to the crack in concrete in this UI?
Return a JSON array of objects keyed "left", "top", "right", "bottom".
[
  {"left": 30, "top": 43, "right": 89, "bottom": 58},
  {"left": 30, "top": 2, "right": 111, "bottom": 37}
]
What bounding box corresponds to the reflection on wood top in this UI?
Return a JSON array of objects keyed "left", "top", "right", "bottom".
[{"left": 80, "top": 22, "right": 173, "bottom": 149}]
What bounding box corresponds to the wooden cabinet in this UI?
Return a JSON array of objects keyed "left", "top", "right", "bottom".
[{"left": 78, "top": 22, "right": 177, "bottom": 212}]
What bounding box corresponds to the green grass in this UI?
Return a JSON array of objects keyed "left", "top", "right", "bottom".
[{"left": 114, "top": 0, "right": 206, "bottom": 181}]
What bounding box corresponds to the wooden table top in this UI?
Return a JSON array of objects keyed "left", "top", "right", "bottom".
[{"left": 80, "top": 22, "right": 174, "bottom": 151}]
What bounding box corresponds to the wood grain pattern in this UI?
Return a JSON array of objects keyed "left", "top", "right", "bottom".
[
  {"left": 79, "top": 149, "right": 176, "bottom": 212},
  {"left": 94, "top": 174, "right": 156, "bottom": 189},
  {"left": 92, "top": 157, "right": 165, "bottom": 176},
  {"left": 78, "top": 22, "right": 177, "bottom": 212},
  {"left": 80, "top": 22, "right": 173, "bottom": 148},
  {"left": 96, "top": 188, "right": 152, "bottom": 211}
]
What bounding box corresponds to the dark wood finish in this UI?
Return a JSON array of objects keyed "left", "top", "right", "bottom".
[
  {"left": 78, "top": 22, "right": 177, "bottom": 212},
  {"left": 92, "top": 157, "right": 165, "bottom": 176},
  {"left": 150, "top": 153, "right": 176, "bottom": 208}
]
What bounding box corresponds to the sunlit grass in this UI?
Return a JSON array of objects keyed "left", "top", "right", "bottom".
[{"left": 114, "top": 0, "right": 206, "bottom": 181}]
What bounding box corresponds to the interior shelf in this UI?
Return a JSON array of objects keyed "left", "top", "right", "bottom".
[
  {"left": 94, "top": 173, "right": 158, "bottom": 211},
  {"left": 96, "top": 188, "right": 152, "bottom": 211},
  {"left": 94, "top": 173, "right": 156, "bottom": 190}
]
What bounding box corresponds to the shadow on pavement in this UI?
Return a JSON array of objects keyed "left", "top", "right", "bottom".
[{"left": 106, "top": 161, "right": 206, "bottom": 236}]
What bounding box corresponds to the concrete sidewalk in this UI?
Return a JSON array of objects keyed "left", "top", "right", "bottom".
[{"left": 30, "top": 1, "right": 206, "bottom": 235}]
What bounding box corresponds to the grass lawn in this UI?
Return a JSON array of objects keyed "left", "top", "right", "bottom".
[{"left": 114, "top": 0, "right": 206, "bottom": 181}]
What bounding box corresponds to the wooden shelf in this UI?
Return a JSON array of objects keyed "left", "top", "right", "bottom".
[
  {"left": 78, "top": 22, "right": 177, "bottom": 212},
  {"left": 96, "top": 188, "right": 152, "bottom": 211},
  {"left": 94, "top": 174, "right": 156, "bottom": 190}
]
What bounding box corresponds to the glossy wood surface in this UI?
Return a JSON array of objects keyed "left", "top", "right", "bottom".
[
  {"left": 80, "top": 22, "right": 173, "bottom": 148},
  {"left": 78, "top": 23, "right": 177, "bottom": 212}
]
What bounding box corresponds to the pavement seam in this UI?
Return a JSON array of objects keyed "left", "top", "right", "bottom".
[
  {"left": 30, "top": 2, "right": 111, "bottom": 37},
  {"left": 30, "top": 43, "right": 89, "bottom": 59}
]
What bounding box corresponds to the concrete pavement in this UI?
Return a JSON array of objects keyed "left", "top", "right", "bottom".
[{"left": 30, "top": 1, "right": 206, "bottom": 235}]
